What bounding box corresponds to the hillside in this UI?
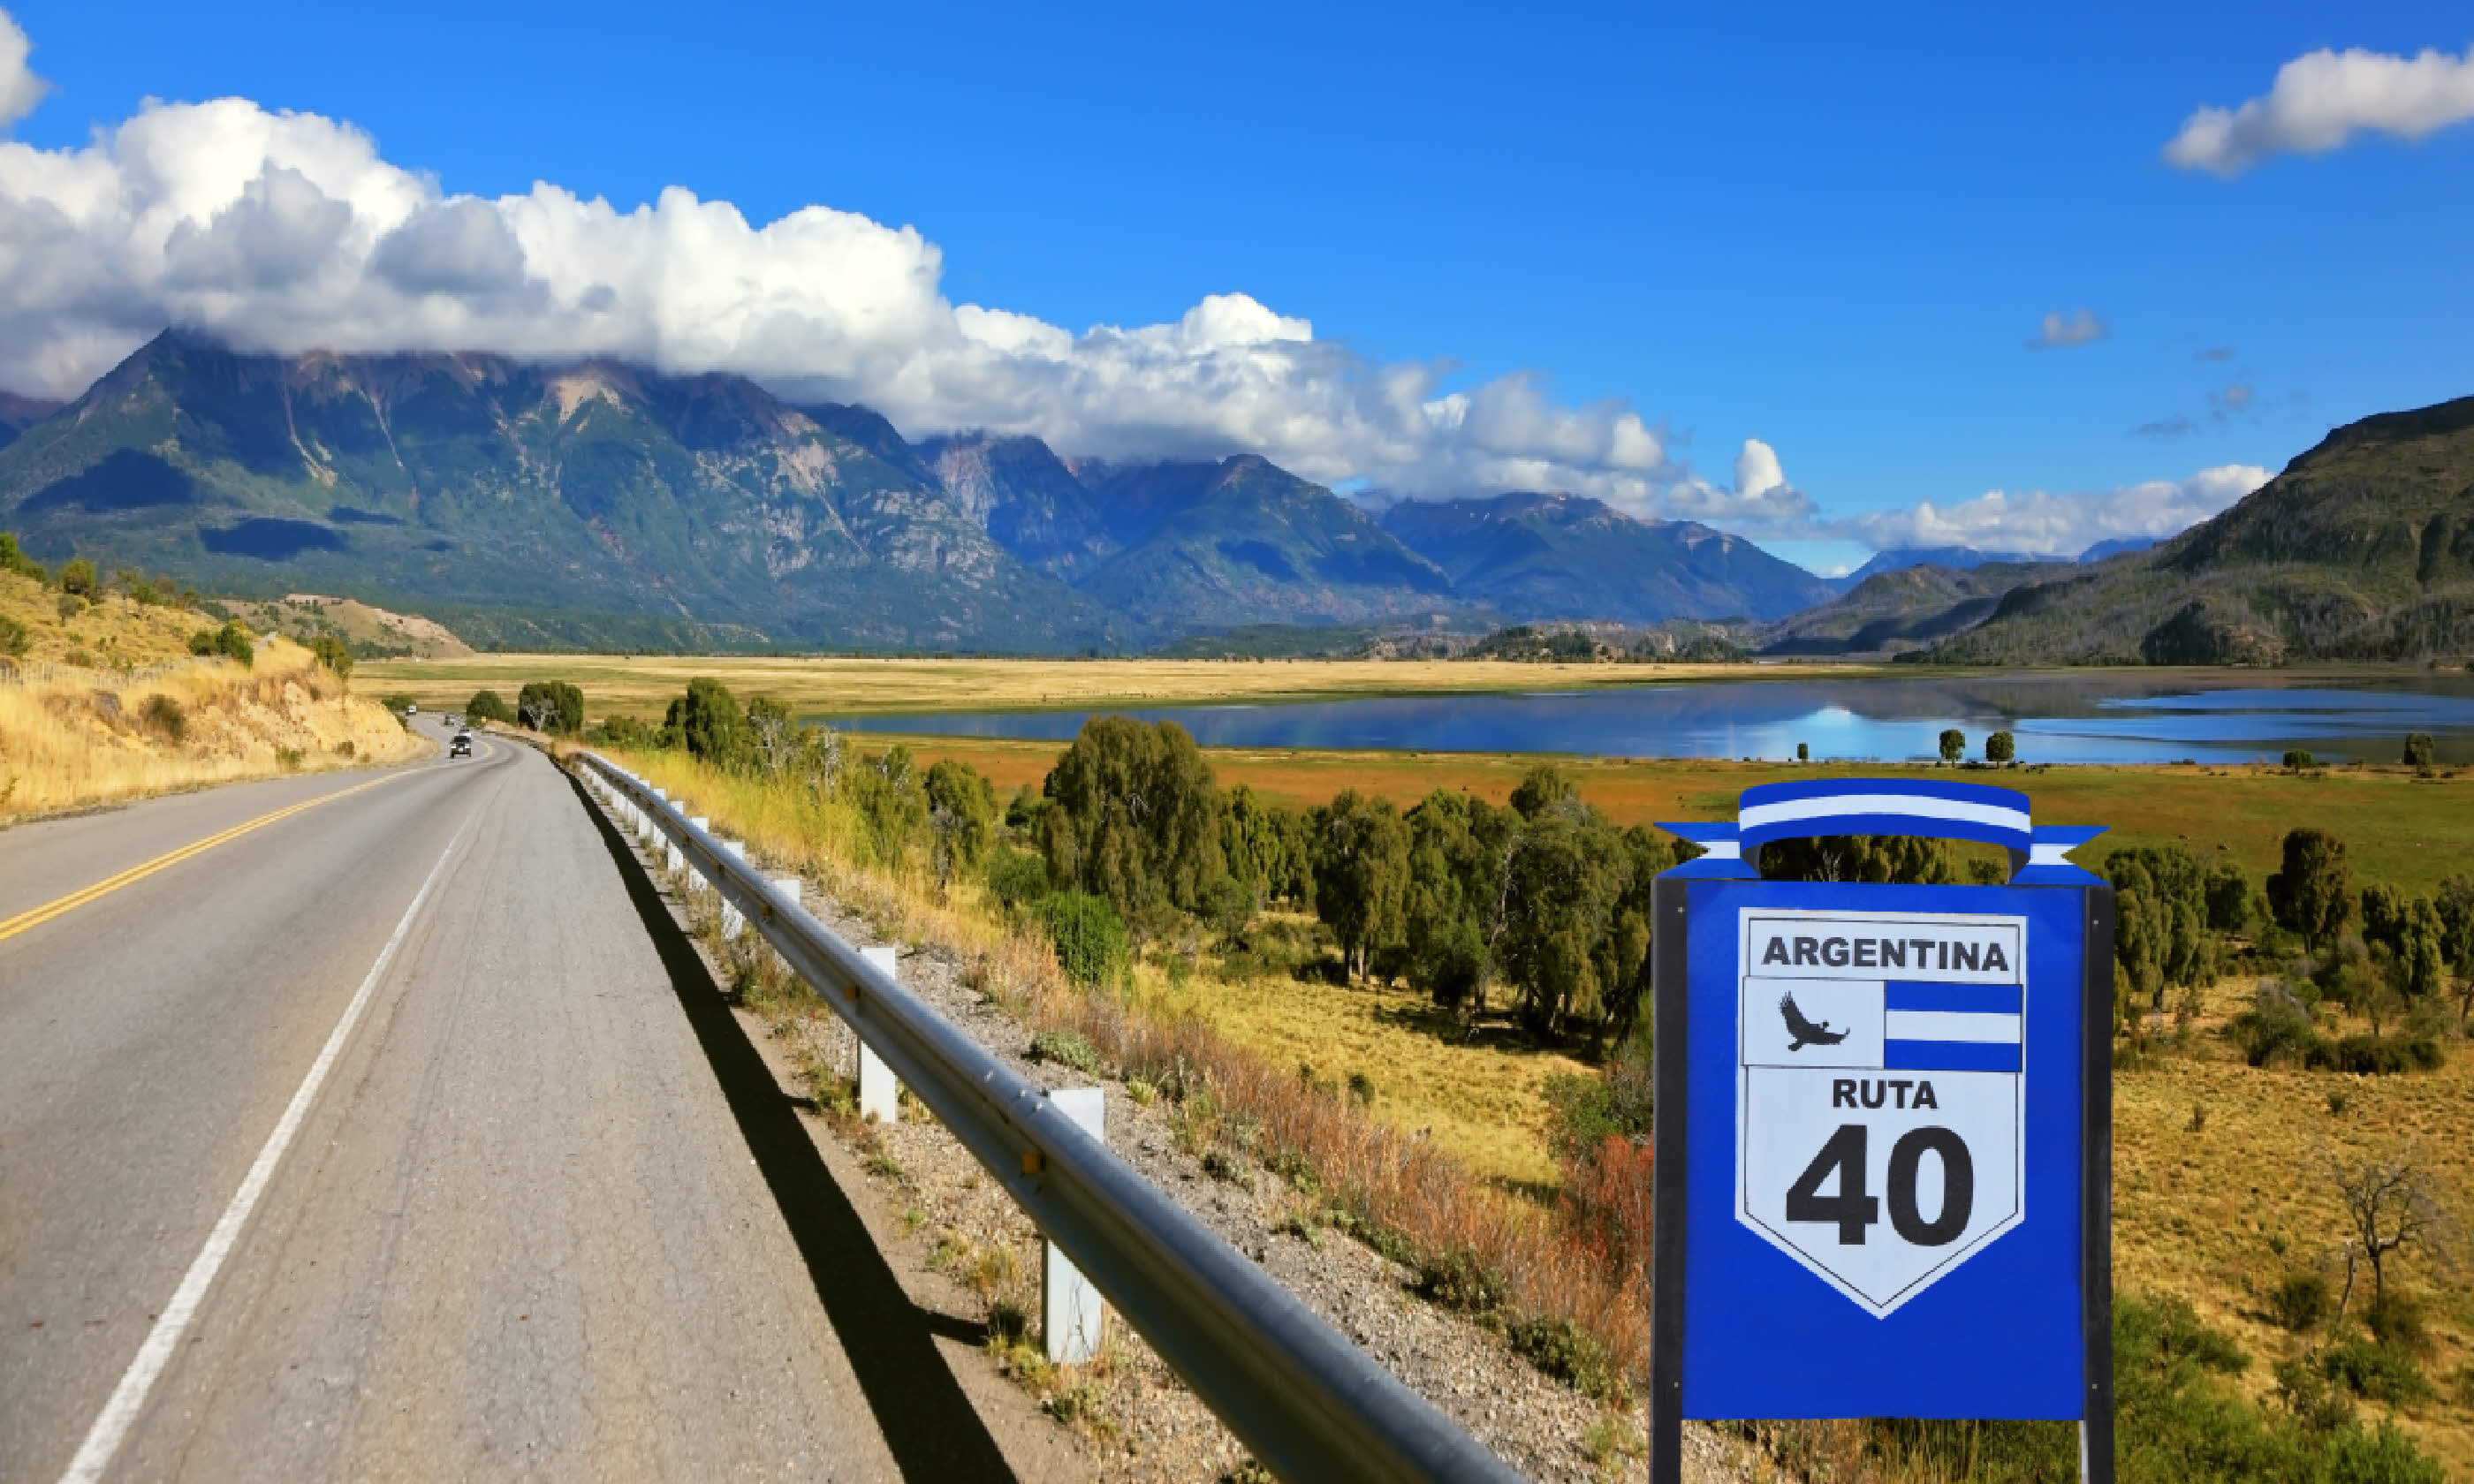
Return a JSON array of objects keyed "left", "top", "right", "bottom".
[
  {"left": 1379, "top": 491, "right": 1834, "bottom": 622},
  {"left": 0, "top": 568, "right": 426, "bottom": 818},
  {"left": 1761, "top": 560, "right": 2072, "bottom": 656},
  {"left": 1922, "top": 395, "right": 2474, "bottom": 664}
]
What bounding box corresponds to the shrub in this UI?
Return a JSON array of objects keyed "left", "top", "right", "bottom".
[
  {"left": 309, "top": 633, "right": 353, "bottom": 678},
  {"left": 1027, "top": 1028, "right": 1103, "bottom": 1075},
  {"left": 2402, "top": 732, "right": 2436, "bottom": 768},
  {"left": 1938, "top": 727, "right": 1965, "bottom": 762},
  {"left": 0, "top": 530, "right": 45, "bottom": 581},
  {"left": 983, "top": 846, "right": 1051, "bottom": 912},
  {"left": 466, "top": 689, "right": 513, "bottom": 724},
  {"left": 141, "top": 693, "right": 186, "bottom": 744},
  {"left": 2268, "top": 1273, "right": 2329, "bottom": 1332},
  {"left": 2227, "top": 981, "right": 2319, "bottom": 1066},
  {"left": 1986, "top": 729, "right": 2016, "bottom": 762},
  {"left": 2364, "top": 1290, "right": 2432, "bottom": 1358},
  {"left": 1410, "top": 1246, "right": 1506, "bottom": 1314},
  {"left": 275, "top": 746, "right": 305, "bottom": 771},
  {"left": 58, "top": 594, "right": 82, "bottom": 620},
  {"left": 58, "top": 557, "right": 97, "bottom": 596},
  {"left": 2283, "top": 748, "right": 2316, "bottom": 771},
  {"left": 2321, "top": 1336, "right": 2431, "bottom": 1405},
  {"left": 2310, "top": 1034, "right": 2444, "bottom": 1075},
  {"left": 1508, "top": 1315, "right": 1625, "bottom": 1402},
  {"left": 189, "top": 620, "right": 254, "bottom": 667},
  {"left": 1036, "top": 891, "right": 1128, "bottom": 989},
  {"left": 0, "top": 613, "right": 26, "bottom": 657}
]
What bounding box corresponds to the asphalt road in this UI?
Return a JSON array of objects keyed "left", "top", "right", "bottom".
[{"left": 0, "top": 720, "right": 999, "bottom": 1481}]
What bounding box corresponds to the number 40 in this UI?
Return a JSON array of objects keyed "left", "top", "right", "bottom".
[{"left": 1787, "top": 1124, "right": 1973, "bottom": 1246}]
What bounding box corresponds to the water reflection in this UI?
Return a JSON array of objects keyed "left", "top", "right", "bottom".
[{"left": 828, "top": 673, "right": 2474, "bottom": 766}]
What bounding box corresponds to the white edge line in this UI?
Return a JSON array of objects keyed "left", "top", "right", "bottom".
[{"left": 57, "top": 810, "right": 480, "bottom": 1484}]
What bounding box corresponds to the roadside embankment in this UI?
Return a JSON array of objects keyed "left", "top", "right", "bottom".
[{"left": 0, "top": 627, "right": 426, "bottom": 822}]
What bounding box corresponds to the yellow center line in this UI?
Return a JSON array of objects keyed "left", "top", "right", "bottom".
[{"left": 0, "top": 772, "right": 412, "bottom": 945}]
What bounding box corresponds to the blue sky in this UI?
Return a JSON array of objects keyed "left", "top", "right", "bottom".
[{"left": 3, "top": 0, "right": 2470, "bottom": 572}]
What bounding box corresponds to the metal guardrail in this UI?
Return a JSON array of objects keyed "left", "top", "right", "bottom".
[{"left": 576, "top": 752, "right": 1526, "bottom": 1484}]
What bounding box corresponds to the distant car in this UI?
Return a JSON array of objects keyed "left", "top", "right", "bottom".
[
  {"left": 405, "top": 702, "right": 419, "bottom": 716},
  {"left": 450, "top": 732, "right": 472, "bottom": 758}
]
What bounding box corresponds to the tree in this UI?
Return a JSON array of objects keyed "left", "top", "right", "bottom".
[
  {"left": 1508, "top": 762, "right": 1579, "bottom": 819},
  {"left": 1039, "top": 716, "right": 1228, "bottom": 929},
  {"left": 1037, "top": 892, "right": 1129, "bottom": 990},
  {"left": 2326, "top": 1149, "right": 2451, "bottom": 1305},
  {"left": 309, "top": 633, "right": 353, "bottom": 679},
  {"left": 2435, "top": 875, "right": 2474, "bottom": 1028},
  {"left": 516, "top": 680, "right": 584, "bottom": 735},
  {"left": 58, "top": 557, "right": 96, "bottom": 597},
  {"left": 925, "top": 758, "right": 998, "bottom": 887},
  {"left": 1795, "top": 741, "right": 1810, "bottom": 762},
  {"left": 1400, "top": 790, "right": 1514, "bottom": 1011},
  {"left": 466, "top": 689, "right": 513, "bottom": 724},
  {"left": 1758, "top": 834, "right": 1954, "bottom": 885},
  {"left": 2203, "top": 860, "right": 2250, "bottom": 935},
  {"left": 745, "top": 696, "right": 800, "bottom": 776},
  {"left": 2105, "top": 844, "right": 2221, "bottom": 1008},
  {"left": 2266, "top": 828, "right": 2352, "bottom": 951},
  {"left": 663, "top": 678, "right": 747, "bottom": 765},
  {"left": 1311, "top": 790, "right": 1410, "bottom": 980},
  {"left": 2402, "top": 732, "right": 2437, "bottom": 768},
  {"left": 1221, "top": 784, "right": 1312, "bottom": 907},
  {"left": 1985, "top": 730, "right": 2015, "bottom": 763},
  {"left": 1497, "top": 804, "right": 1636, "bottom": 1039}
]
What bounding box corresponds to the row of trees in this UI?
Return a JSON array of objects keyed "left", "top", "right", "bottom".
[
  {"left": 2106, "top": 825, "right": 2474, "bottom": 1056},
  {"left": 1021, "top": 716, "right": 1698, "bottom": 1045}
]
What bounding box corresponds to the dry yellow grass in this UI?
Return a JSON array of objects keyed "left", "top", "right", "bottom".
[
  {"left": 1, "top": 571, "right": 428, "bottom": 820},
  {"left": 360, "top": 650, "right": 1884, "bottom": 720},
  {"left": 2114, "top": 978, "right": 2474, "bottom": 1473},
  {"left": 1156, "top": 960, "right": 1586, "bottom": 1189}
]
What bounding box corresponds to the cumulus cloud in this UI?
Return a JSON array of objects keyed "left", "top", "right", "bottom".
[
  {"left": 1837, "top": 464, "right": 2270, "bottom": 557},
  {"left": 1665, "top": 437, "right": 1818, "bottom": 523},
  {"left": 2029, "top": 308, "right": 2106, "bottom": 349},
  {"left": 0, "top": 11, "right": 1687, "bottom": 504},
  {"left": 0, "top": 6, "right": 42, "bottom": 127},
  {"left": 2165, "top": 45, "right": 2474, "bottom": 176}
]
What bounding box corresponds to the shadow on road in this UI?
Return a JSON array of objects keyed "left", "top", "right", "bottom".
[{"left": 573, "top": 776, "right": 1018, "bottom": 1483}]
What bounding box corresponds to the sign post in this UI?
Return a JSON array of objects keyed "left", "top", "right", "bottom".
[{"left": 1648, "top": 780, "right": 2114, "bottom": 1484}]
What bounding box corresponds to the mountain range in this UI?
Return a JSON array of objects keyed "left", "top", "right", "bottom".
[
  {"left": 1910, "top": 396, "right": 2474, "bottom": 664},
  {"left": 0, "top": 333, "right": 1829, "bottom": 650},
  {"left": 1825, "top": 537, "right": 2160, "bottom": 593}
]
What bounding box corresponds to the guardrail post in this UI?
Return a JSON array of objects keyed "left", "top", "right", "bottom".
[
  {"left": 1043, "top": 1086, "right": 1109, "bottom": 1364},
  {"left": 718, "top": 842, "right": 748, "bottom": 939},
  {"left": 770, "top": 875, "right": 801, "bottom": 973},
  {"left": 857, "top": 944, "right": 903, "bottom": 1123},
  {"left": 687, "top": 818, "right": 711, "bottom": 890}
]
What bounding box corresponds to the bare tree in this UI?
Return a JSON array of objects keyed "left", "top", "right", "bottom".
[{"left": 2325, "top": 1146, "right": 2454, "bottom": 1313}]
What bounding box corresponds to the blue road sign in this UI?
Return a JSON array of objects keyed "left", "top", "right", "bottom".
[{"left": 1648, "top": 781, "right": 2115, "bottom": 1483}]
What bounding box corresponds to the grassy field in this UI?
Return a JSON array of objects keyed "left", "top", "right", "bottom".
[
  {"left": 2114, "top": 974, "right": 2474, "bottom": 1475},
  {"left": 359, "top": 651, "right": 1884, "bottom": 719}
]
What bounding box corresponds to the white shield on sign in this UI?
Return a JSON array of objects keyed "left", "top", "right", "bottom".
[{"left": 1735, "top": 907, "right": 2027, "bottom": 1316}]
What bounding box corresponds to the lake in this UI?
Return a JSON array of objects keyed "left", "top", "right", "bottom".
[{"left": 830, "top": 672, "right": 2474, "bottom": 766}]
